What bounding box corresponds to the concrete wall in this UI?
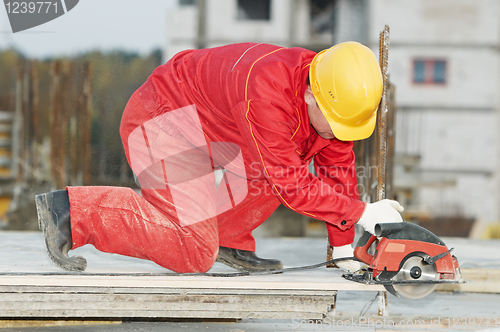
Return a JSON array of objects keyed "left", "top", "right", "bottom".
[
  {"left": 369, "top": 0, "right": 500, "bottom": 222},
  {"left": 388, "top": 48, "right": 499, "bottom": 108},
  {"left": 369, "top": 0, "right": 500, "bottom": 46}
]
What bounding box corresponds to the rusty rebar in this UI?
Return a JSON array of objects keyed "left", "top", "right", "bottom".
[{"left": 376, "top": 25, "right": 390, "bottom": 202}]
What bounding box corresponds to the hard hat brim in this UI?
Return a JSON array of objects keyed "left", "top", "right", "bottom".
[{"left": 323, "top": 107, "right": 377, "bottom": 141}]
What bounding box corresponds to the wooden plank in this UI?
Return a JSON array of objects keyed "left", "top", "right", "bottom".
[
  {"left": 0, "top": 283, "right": 336, "bottom": 319},
  {"left": 0, "top": 286, "right": 338, "bottom": 298},
  {"left": 0, "top": 320, "right": 121, "bottom": 329},
  {"left": 0, "top": 285, "right": 335, "bottom": 295},
  {"left": 0, "top": 293, "right": 333, "bottom": 312},
  {"left": 0, "top": 274, "right": 386, "bottom": 291},
  {"left": 0, "top": 271, "right": 384, "bottom": 319},
  {"left": 0, "top": 309, "right": 328, "bottom": 320}
]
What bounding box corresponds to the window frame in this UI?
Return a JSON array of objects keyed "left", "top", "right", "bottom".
[
  {"left": 412, "top": 58, "right": 447, "bottom": 85},
  {"left": 236, "top": 0, "right": 272, "bottom": 21}
]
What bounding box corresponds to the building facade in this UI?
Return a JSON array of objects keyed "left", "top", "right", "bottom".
[
  {"left": 369, "top": 0, "right": 500, "bottom": 224},
  {"left": 165, "top": 0, "right": 500, "bottom": 225}
]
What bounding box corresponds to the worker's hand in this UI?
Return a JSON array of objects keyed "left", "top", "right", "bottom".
[
  {"left": 357, "top": 199, "right": 404, "bottom": 235},
  {"left": 332, "top": 244, "right": 364, "bottom": 273}
]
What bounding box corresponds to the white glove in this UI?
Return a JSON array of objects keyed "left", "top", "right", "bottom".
[
  {"left": 332, "top": 244, "right": 364, "bottom": 273},
  {"left": 357, "top": 199, "right": 404, "bottom": 235}
]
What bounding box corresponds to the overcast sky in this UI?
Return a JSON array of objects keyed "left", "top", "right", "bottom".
[{"left": 0, "top": 0, "right": 175, "bottom": 58}]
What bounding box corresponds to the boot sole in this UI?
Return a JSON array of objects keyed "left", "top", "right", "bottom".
[
  {"left": 216, "top": 256, "right": 250, "bottom": 271},
  {"left": 216, "top": 253, "right": 283, "bottom": 272},
  {"left": 35, "top": 193, "right": 87, "bottom": 272}
]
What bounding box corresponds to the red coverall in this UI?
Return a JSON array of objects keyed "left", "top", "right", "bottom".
[{"left": 67, "top": 43, "right": 366, "bottom": 273}]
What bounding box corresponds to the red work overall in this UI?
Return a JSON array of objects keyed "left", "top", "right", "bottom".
[{"left": 67, "top": 43, "right": 366, "bottom": 273}]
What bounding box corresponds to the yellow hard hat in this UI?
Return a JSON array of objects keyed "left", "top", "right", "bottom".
[{"left": 309, "top": 41, "right": 383, "bottom": 141}]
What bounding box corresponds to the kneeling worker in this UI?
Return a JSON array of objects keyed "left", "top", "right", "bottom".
[{"left": 35, "top": 42, "right": 404, "bottom": 274}]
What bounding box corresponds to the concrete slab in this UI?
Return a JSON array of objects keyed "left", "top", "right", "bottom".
[{"left": 1, "top": 231, "right": 500, "bottom": 324}]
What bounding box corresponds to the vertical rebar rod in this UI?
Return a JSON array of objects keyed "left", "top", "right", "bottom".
[{"left": 376, "top": 25, "right": 390, "bottom": 201}]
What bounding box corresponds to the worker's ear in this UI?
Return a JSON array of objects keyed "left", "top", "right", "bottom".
[{"left": 304, "top": 86, "right": 316, "bottom": 106}]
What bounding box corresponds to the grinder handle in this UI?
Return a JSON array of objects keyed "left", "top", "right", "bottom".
[{"left": 354, "top": 231, "right": 377, "bottom": 265}]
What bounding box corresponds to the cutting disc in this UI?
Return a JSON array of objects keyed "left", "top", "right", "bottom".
[{"left": 386, "top": 256, "right": 439, "bottom": 299}]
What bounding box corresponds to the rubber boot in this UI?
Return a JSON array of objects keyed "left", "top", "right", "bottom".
[
  {"left": 216, "top": 246, "right": 283, "bottom": 271},
  {"left": 35, "top": 190, "right": 87, "bottom": 272}
]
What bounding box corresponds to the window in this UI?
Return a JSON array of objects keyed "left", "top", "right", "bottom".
[
  {"left": 179, "top": 0, "right": 195, "bottom": 6},
  {"left": 310, "top": 0, "right": 336, "bottom": 36},
  {"left": 413, "top": 59, "right": 447, "bottom": 84},
  {"left": 237, "top": 0, "right": 271, "bottom": 20}
]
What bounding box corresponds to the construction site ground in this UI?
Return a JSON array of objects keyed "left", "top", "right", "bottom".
[{"left": 0, "top": 231, "right": 499, "bottom": 331}]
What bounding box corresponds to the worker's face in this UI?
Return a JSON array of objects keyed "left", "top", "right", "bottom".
[{"left": 304, "top": 86, "right": 335, "bottom": 140}]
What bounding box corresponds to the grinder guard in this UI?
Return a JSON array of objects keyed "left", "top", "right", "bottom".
[{"left": 351, "top": 222, "right": 462, "bottom": 299}]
